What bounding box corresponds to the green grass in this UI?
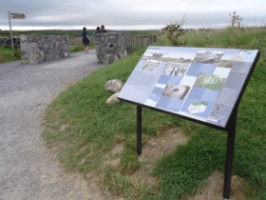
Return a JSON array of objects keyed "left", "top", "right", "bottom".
[
  {"left": 69, "top": 45, "right": 84, "bottom": 53},
  {"left": 42, "top": 27, "right": 266, "bottom": 200},
  {"left": 0, "top": 47, "right": 21, "bottom": 63}
]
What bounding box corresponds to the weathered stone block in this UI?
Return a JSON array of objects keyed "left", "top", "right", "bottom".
[
  {"left": 106, "top": 92, "right": 120, "bottom": 105},
  {"left": 94, "top": 32, "right": 132, "bottom": 64},
  {"left": 104, "top": 79, "right": 123, "bottom": 92},
  {"left": 20, "top": 35, "right": 70, "bottom": 64}
]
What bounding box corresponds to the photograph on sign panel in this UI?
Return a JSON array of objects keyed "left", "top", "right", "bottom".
[
  {"left": 162, "top": 85, "right": 190, "bottom": 99},
  {"left": 160, "top": 57, "right": 193, "bottom": 63},
  {"left": 142, "top": 60, "right": 160, "bottom": 72},
  {"left": 187, "top": 101, "right": 208, "bottom": 114},
  {"left": 217, "top": 60, "right": 234, "bottom": 68},
  {"left": 193, "top": 51, "right": 223, "bottom": 64},
  {"left": 220, "top": 50, "right": 258, "bottom": 62},
  {"left": 194, "top": 74, "right": 226, "bottom": 90},
  {"left": 231, "top": 50, "right": 258, "bottom": 62},
  {"left": 162, "top": 62, "right": 190, "bottom": 76},
  {"left": 141, "top": 52, "right": 163, "bottom": 61},
  {"left": 180, "top": 97, "right": 216, "bottom": 119}
]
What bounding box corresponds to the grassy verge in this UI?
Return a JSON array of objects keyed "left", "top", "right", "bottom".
[
  {"left": 69, "top": 45, "right": 84, "bottom": 53},
  {"left": 0, "top": 47, "right": 21, "bottom": 63},
  {"left": 42, "top": 27, "right": 266, "bottom": 200}
]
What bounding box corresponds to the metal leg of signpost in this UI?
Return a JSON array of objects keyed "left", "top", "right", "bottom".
[
  {"left": 7, "top": 11, "right": 14, "bottom": 50},
  {"left": 223, "top": 108, "right": 237, "bottom": 199},
  {"left": 137, "top": 105, "right": 142, "bottom": 155}
]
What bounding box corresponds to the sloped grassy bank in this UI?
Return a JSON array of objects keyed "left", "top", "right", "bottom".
[{"left": 42, "top": 27, "right": 266, "bottom": 200}]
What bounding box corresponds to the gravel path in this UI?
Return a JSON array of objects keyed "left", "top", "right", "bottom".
[{"left": 0, "top": 50, "right": 105, "bottom": 200}]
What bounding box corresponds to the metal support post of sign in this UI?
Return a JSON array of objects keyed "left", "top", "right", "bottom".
[
  {"left": 223, "top": 107, "right": 237, "bottom": 199},
  {"left": 7, "top": 11, "right": 14, "bottom": 49},
  {"left": 137, "top": 105, "right": 142, "bottom": 155}
]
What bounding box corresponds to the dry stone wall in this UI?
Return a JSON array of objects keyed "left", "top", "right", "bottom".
[
  {"left": 20, "top": 35, "right": 70, "bottom": 64},
  {"left": 0, "top": 37, "right": 20, "bottom": 48},
  {"left": 94, "top": 32, "right": 132, "bottom": 64}
]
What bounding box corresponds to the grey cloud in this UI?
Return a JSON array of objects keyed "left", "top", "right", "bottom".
[{"left": 0, "top": 0, "right": 265, "bottom": 30}]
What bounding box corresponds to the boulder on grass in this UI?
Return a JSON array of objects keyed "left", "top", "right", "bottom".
[
  {"left": 104, "top": 79, "right": 123, "bottom": 93},
  {"left": 106, "top": 92, "right": 120, "bottom": 105}
]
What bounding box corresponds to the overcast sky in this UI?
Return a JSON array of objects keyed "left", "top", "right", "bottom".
[{"left": 0, "top": 0, "right": 265, "bottom": 30}]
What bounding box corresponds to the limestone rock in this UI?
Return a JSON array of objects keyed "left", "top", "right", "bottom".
[
  {"left": 104, "top": 79, "right": 123, "bottom": 92},
  {"left": 106, "top": 92, "right": 120, "bottom": 105}
]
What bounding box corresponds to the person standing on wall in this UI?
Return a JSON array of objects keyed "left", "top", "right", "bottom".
[
  {"left": 81, "top": 27, "right": 90, "bottom": 53},
  {"left": 100, "top": 25, "right": 107, "bottom": 33}
]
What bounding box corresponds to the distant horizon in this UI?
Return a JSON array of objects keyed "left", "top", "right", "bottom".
[
  {"left": 1, "top": 18, "right": 265, "bottom": 32},
  {"left": 1, "top": 22, "right": 265, "bottom": 32}
]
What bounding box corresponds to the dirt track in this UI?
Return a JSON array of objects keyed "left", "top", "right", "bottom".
[{"left": 0, "top": 50, "right": 105, "bottom": 200}]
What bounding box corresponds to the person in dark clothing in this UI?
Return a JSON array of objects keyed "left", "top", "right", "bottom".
[
  {"left": 81, "top": 27, "right": 90, "bottom": 53},
  {"left": 93, "top": 26, "right": 101, "bottom": 41},
  {"left": 100, "top": 25, "right": 107, "bottom": 33},
  {"left": 96, "top": 26, "right": 101, "bottom": 33}
]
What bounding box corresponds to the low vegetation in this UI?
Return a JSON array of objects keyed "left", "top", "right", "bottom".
[
  {"left": 41, "top": 26, "right": 266, "bottom": 200},
  {"left": 0, "top": 47, "right": 21, "bottom": 63},
  {"left": 162, "top": 15, "right": 186, "bottom": 46}
]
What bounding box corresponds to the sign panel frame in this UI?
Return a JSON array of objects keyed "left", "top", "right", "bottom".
[{"left": 118, "top": 46, "right": 260, "bottom": 130}]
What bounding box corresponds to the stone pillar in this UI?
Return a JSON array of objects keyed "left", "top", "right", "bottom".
[
  {"left": 94, "top": 32, "right": 132, "bottom": 64},
  {"left": 20, "top": 35, "right": 70, "bottom": 64}
]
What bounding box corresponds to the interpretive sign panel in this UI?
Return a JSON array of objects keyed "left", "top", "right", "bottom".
[{"left": 118, "top": 46, "right": 259, "bottom": 129}]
